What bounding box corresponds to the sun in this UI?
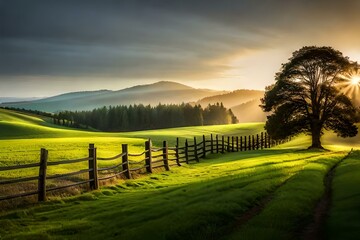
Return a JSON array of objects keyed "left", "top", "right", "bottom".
[{"left": 350, "top": 75, "right": 360, "bottom": 85}]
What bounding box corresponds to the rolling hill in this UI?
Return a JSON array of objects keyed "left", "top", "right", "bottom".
[
  {"left": 0, "top": 97, "right": 42, "bottom": 104},
  {"left": 196, "top": 89, "right": 264, "bottom": 108},
  {"left": 231, "top": 99, "right": 270, "bottom": 123},
  {"left": 1, "top": 108, "right": 359, "bottom": 240},
  {"left": 0, "top": 81, "right": 227, "bottom": 113},
  {"left": 196, "top": 89, "right": 268, "bottom": 122}
]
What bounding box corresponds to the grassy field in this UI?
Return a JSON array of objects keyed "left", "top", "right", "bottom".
[
  {"left": 0, "top": 149, "right": 348, "bottom": 240},
  {"left": 0, "top": 108, "right": 264, "bottom": 178},
  {"left": 326, "top": 151, "right": 360, "bottom": 240},
  {"left": 0, "top": 108, "right": 359, "bottom": 239}
]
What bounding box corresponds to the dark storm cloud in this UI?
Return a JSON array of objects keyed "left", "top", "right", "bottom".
[
  {"left": 0, "top": 0, "right": 275, "bottom": 79},
  {"left": 1, "top": 0, "right": 360, "bottom": 81}
]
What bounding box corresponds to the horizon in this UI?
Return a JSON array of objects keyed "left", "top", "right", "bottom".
[
  {"left": 2, "top": 1, "right": 360, "bottom": 98},
  {"left": 2, "top": 80, "right": 266, "bottom": 99}
]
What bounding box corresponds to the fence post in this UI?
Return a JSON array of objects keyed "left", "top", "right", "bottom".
[
  {"left": 176, "top": 137, "right": 181, "bottom": 166},
  {"left": 163, "top": 141, "right": 170, "bottom": 171},
  {"left": 244, "top": 136, "right": 247, "bottom": 151},
  {"left": 252, "top": 135, "right": 255, "bottom": 150},
  {"left": 216, "top": 135, "right": 219, "bottom": 153},
  {"left": 256, "top": 134, "right": 259, "bottom": 150},
  {"left": 264, "top": 132, "right": 268, "bottom": 148},
  {"left": 88, "top": 144, "right": 99, "bottom": 190},
  {"left": 210, "top": 134, "right": 214, "bottom": 154},
  {"left": 248, "top": 135, "right": 251, "bottom": 151},
  {"left": 232, "top": 136, "right": 235, "bottom": 152},
  {"left": 261, "top": 132, "right": 264, "bottom": 149},
  {"left": 240, "top": 136, "right": 243, "bottom": 151},
  {"left": 221, "top": 136, "right": 225, "bottom": 153},
  {"left": 185, "top": 139, "right": 189, "bottom": 164},
  {"left": 145, "top": 139, "right": 153, "bottom": 173},
  {"left": 38, "top": 148, "right": 48, "bottom": 202},
  {"left": 121, "top": 144, "right": 131, "bottom": 179},
  {"left": 236, "top": 136, "right": 239, "bottom": 152},
  {"left": 202, "top": 135, "right": 206, "bottom": 158},
  {"left": 194, "top": 137, "right": 199, "bottom": 162},
  {"left": 227, "top": 136, "right": 230, "bottom": 152}
]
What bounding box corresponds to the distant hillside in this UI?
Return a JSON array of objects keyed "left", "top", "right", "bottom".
[
  {"left": 196, "top": 89, "right": 264, "bottom": 109},
  {"left": 196, "top": 89, "right": 266, "bottom": 122},
  {"left": 0, "top": 81, "right": 227, "bottom": 113},
  {"left": 230, "top": 99, "right": 269, "bottom": 123},
  {"left": 0, "top": 97, "right": 42, "bottom": 104}
]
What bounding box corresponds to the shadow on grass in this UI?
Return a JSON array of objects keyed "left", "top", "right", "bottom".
[{"left": 0, "top": 149, "right": 329, "bottom": 240}]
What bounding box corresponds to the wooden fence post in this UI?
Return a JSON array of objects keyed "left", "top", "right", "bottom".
[
  {"left": 122, "top": 144, "right": 131, "bottom": 179},
  {"left": 176, "top": 137, "right": 181, "bottom": 166},
  {"left": 256, "top": 134, "right": 259, "bottom": 150},
  {"left": 264, "top": 132, "right": 268, "bottom": 148},
  {"left": 261, "top": 132, "right": 264, "bottom": 149},
  {"left": 244, "top": 136, "right": 247, "bottom": 151},
  {"left": 185, "top": 139, "right": 189, "bottom": 164},
  {"left": 202, "top": 135, "right": 206, "bottom": 158},
  {"left": 240, "top": 136, "right": 243, "bottom": 151},
  {"left": 210, "top": 134, "right": 214, "bottom": 154},
  {"left": 221, "top": 136, "right": 225, "bottom": 153},
  {"left": 227, "top": 136, "right": 230, "bottom": 152},
  {"left": 231, "top": 136, "right": 235, "bottom": 152},
  {"left": 38, "top": 148, "right": 48, "bottom": 202},
  {"left": 248, "top": 135, "right": 251, "bottom": 151},
  {"left": 252, "top": 135, "right": 255, "bottom": 150},
  {"left": 236, "top": 136, "right": 239, "bottom": 152},
  {"left": 145, "top": 139, "right": 153, "bottom": 173},
  {"left": 194, "top": 137, "right": 199, "bottom": 162},
  {"left": 216, "top": 135, "right": 219, "bottom": 153},
  {"left": 163, "top": 141, "right": 170, "bottom": 171},
  {"left": 88, "top": 144, "right": 98, "bottom": 190}
]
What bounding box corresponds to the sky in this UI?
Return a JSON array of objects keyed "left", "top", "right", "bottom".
[{"left": 1, "top": 0, "right": 360, "bottom": 97}]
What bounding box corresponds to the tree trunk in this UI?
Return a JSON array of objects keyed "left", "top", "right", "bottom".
[{"left": 310, "top": 122, "right": 323, "bottom": 149}]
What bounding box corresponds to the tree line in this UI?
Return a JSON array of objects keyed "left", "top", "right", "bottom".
[{"left": 54, "top": 103, "right": 238, "bottom": 131}]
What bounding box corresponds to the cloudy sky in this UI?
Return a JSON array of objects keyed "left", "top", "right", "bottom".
[{"left": 1, "top": 0, "right": 360, "bottom": 97}]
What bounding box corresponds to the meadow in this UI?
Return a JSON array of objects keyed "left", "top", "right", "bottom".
[{"left": 0, "top": 108, "right": 359, "bottom": 239}]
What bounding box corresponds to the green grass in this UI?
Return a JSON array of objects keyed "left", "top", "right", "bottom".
[
  {"left": 0, "top": 108, "right": 264, "bottom": 178},
  {"left": 1, "top": 108, "right": 360, "bottom": 240},
  {"left": 0, "top": 149, "right": 344, "bottom": 240},
  {"left": 227, "top": 152, "right": 345, "bottom": 240},
  {"left": 326, "top": 151, "right": 360, "bottom": 240}
]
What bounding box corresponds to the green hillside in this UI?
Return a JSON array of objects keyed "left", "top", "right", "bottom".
[
  {"left": 0, "top": 108, "right": 263, "bottom": 170},
  {"left": 0, "top": 109, "right": 360, "bottom": 239}
]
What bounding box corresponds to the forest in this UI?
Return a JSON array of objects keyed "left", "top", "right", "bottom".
[{"left": 53, "top": 103, "right": 238, "bottom": 131}]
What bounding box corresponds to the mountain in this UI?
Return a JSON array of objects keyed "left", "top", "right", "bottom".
[
  {"left": 196, "top": 89, "right": 267, "bottom": 122},
  {"left": 0, "top": 97, "right": 42, "bottom": 104},
  {"left": 0, "top": 81, "right": 227, "bottom": 113},
  {"left": 196, "top": 89, "right": 264, "bottom": 109},
  {"left": 230, "top": 99, "right": 269, "bottom": 123}
]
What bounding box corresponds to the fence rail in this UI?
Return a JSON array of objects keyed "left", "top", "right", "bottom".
[{"left": 0, "top": 132, "right": 290, "bottom": 202}]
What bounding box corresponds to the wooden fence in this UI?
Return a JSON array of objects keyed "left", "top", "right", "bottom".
[{"left": 0, "top": 132, "right": 290, "bottom": 202}]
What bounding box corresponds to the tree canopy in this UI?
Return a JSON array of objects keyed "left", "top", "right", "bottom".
[
  {"left": 53, "top": 103, "right": 238, "bottom": 131},
  {"left": 261, "top": 46, "right": 359, "bottom": 148}
]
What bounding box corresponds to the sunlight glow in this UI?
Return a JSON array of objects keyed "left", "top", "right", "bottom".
[
  {"left": 337, "top": 70, "right": 360, "bottom": 107},
  {"left": 350, "top": 75, "right": 360, "bottom": 85}
]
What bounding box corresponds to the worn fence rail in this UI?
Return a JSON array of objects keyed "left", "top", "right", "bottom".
[{"left": 0, "top": 132, "right": 290, "bottom": 202}]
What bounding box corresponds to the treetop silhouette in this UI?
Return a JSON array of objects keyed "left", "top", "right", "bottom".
[{"left": 261, "top": 46, "right": 359, "bottom": 149}]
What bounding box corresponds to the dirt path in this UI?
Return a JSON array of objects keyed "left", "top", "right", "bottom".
[
  {"left": 224, "top": 175, "right": 293, "bottom": 236},
  {"left": 226, "top": 152, "right": 336, "bottom": 234},
  {"left": 301, "top": 151, "right": 352, "bottom": 240}
]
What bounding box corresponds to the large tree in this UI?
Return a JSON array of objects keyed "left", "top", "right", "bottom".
[{"left": 261, "top": 46, "right": 358, "bottom": 148}]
